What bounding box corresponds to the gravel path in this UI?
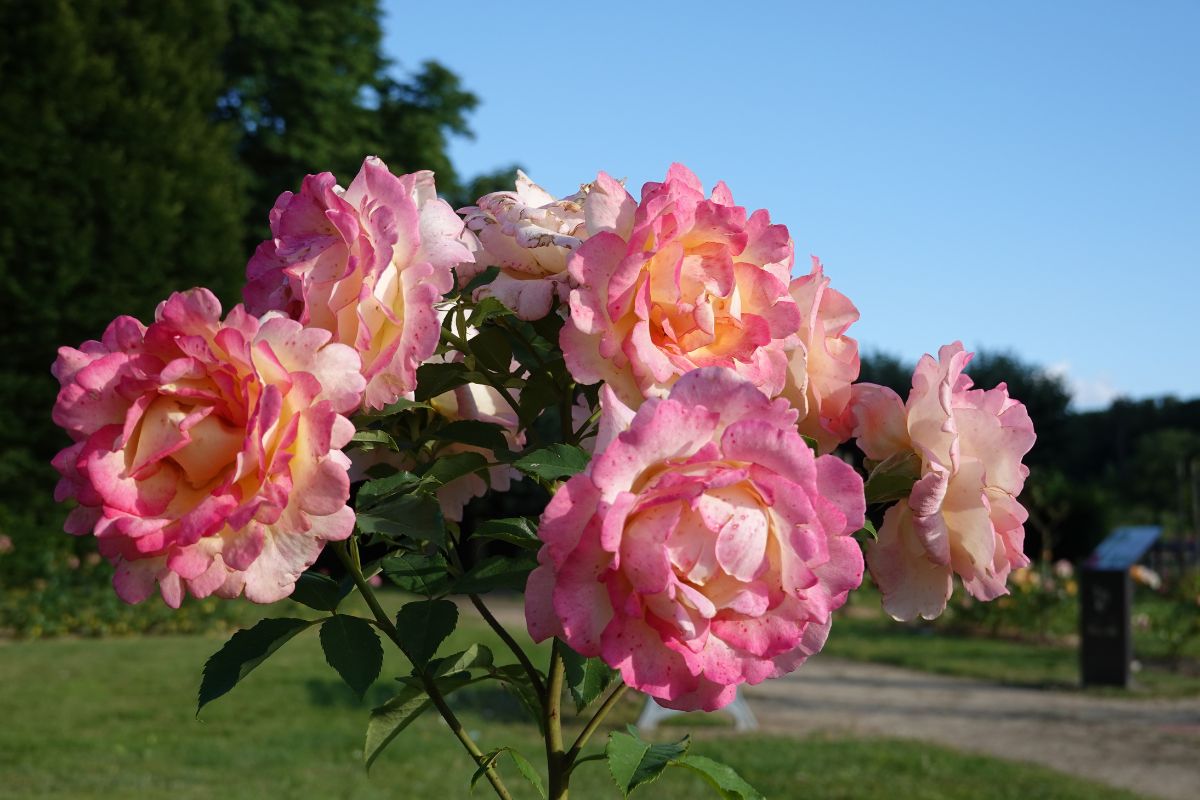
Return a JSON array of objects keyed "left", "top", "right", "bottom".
[
  {"left": 471, "top": 598, "right": 1200, "bottom": 799},
  {"left": 744, "top": 656, "right": 1200, "bottom": 800}
]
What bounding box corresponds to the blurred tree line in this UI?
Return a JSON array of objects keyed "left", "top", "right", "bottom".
[
  {"left": 0, "top": 0, "right": 513, "bottom": 581},
  {"left": 860, "top": 351, "right": 1200, "bottom": 560}
]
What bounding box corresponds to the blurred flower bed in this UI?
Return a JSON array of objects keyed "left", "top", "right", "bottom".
[
  {"left": 1, "top": 503, "right": 254, "bottom": 639},
  {"left": 937, "top": 560, "right": 1200, "bottom": 671}
]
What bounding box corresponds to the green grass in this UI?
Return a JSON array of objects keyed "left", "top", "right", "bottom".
[
  {"left": 826, "top": 587, "right": 1200, "bottom": 697},
  {"left": 0, "top": 596, "right": 1150, "bottom": 800}
]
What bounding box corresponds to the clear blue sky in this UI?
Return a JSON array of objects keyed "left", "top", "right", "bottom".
[{"left": 382, "top": 1, "right": 1199, "bottom": 408}]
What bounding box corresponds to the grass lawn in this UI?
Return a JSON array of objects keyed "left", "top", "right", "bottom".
[
  {"left": 0, "top": 594, "right": 1150, "bottom": 800},
  {"left": 826, "top": 585, "right": 1200, "bottom": 697}
]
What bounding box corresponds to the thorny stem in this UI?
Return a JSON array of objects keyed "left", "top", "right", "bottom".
[
  {"left": 335, "top": 541, "right": 514, "bottom": 800},
  {"left": 468, "top": 593, "right": 547, "bottom": 697},
  {"left": 545, "top": 639, "right": 568, "bottom": 799},
  {"left": 444, "top": 526, "right": 546, "bottom": 699},
  {"left": 572, "top": 405, "right": 602, "bottom": 443},
  {"left": 565, "top": 682, "right": 628, "bottom": 771}
]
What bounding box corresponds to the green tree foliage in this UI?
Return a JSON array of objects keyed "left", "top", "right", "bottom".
[
  {"left": 0, "top": 0, "right": 514, "bottom": 585},
  {"left": 218, "top": 1, "right": 517, "bottom": 238},
  {"left": 0, "top": 0, "right": 246, "bottom": 533}
]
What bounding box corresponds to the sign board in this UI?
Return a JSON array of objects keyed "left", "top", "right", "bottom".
[
  {"left": 1083, "top": 526, "right": 1162, "bottom": 571},
  {"left": 1080, "top": 526, "right": 1161, "bottom": 688}
]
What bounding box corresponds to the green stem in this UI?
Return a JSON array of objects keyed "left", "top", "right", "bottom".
[
  {"left": 565, "top": 682, "right": 628, "bottom": 771},
  {"left": 560, "top": 384, "right": 575, "bottom": 445},
  {"left": 335, "top": 542, "right": 514, "bottom": 800},
  {"left": 468, "top": 593, "right": 546, "bottom": 697},
  {"left": 545, "top": 640, "right": 568, "bottom": 799},
  {"left": 572, "top": 405, "right": 602, "bottom": 443}
]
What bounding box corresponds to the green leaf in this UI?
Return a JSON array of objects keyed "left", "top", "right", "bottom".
[
  {"left": 415, "top": 361, "right": 473, "bottom": 401},
  {"left": 356, "top": 397, "right": 431, "bottom": 420},
  {"left": 506, "top": 319, "right": 557, "bottom": 374},
  {"left": 431, "top": 419, "right": 512, "bottom": 455},
  {"left": 350, "top": 429, "right": 399, "bottom": 450},
  {"left": 393, "top": 599, "right": 458, "bottom": 669},
  {"left": 468, "top": 296, "right": 513, "bottom": 326},
  {"left": 671, "top": 755, "right": 765, "bottom": 800},
  {"left": 561, "top": 644, "right": 618, "bottom": 713},
  {"left": 864, "top": 450, "right": 922, "bottom": 505},
  {"left": 606, "top": 726, "right": 691, "bottom": 797},
  {"left": 852, "top": 518, "right": 878, "bottom": 541},
  {"left": 319, "top": 615, "right": 383, "bottom": 699},
  {"left": 506, "top": 748, "right": 546, "bottom": 798},
  {"left": 197, "top": 618, "right": 315, "bottom": 713},
  {"left": 382, "top": 551, "right": 452, "bottom": 597},
  {"left": 289, "top": 571, "right": 350, "bottom": 612},
  {"left": 516, "top": 370, "right": 560, "bottom": 429},
  {"left": 364, "top": 671, "right": 472, "bottom": 770},
  {"left": 356, "top": 493, "right": 446, "bottom": 545},
  {"left": 453, "top": 554, "right": 538, "bottom": 594},
  {"left": 428, "top": 643, "right": 494, "bottom": 677},
  {"left": 471, "top": 517, "right": 541, "bottom": 551},
  {"left": 421, "top": 451, "right": 489, "bottom": 487},
  {"left": 469, "top": 326, "right": 514, "bottom": 373},
  {"left": 470, "top": 747, "right": 546, "bottom": 798},
  {"left": 800, "top": 434, "right": 820, "bottom": 452},
  {"left": 514, "top": 444, "right": 590, "bottom": 482},
  {"left": 356, "top": 471, "right": 423, "bottom": 509},
  {"left": 489, "top": 664, "right": 545, "bottom": 732}
]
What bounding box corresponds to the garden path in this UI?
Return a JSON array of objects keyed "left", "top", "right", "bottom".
[
  {"left": 747, "top": 656, "right": 1200, "bottom": 800},
  {"left": 474, "top": 597, "right": 1200, "bottom": 800}
]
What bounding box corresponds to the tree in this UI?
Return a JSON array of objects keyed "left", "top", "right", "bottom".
[
  {"left": 0, "top": 0, "right": 245, "bottom": 523},
  {"left": 217, "top": 1, "right": 517, "bottom": 243},
  {"left": 0, "top": 0, "right": 513, "bottom": 581}
]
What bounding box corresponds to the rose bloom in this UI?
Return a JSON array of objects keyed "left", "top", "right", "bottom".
[
  {"left": 244, "top": 156, "right": 472, "bottom": 410},
  {"left": 526, "top": 368, "right": 865, "bottom": 711},
  {"left": 781, "top": 257, "right": 861, "bottom": 453},
  {"left": 459, "top": 170, "right": 634, "bottom": 321},
  {"left": 851, "top": 342, "right": 1036, "bottom": 621},
  {"left": 51, "top": 289, "right": 365, "bottom": 607},
  {"left": 561, "top": 164, "right": 800, "bottom": 408}
]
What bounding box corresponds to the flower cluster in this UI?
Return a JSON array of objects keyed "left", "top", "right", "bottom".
[{"left": 51, "top": 157, "right": 1034, "bottom": 715}]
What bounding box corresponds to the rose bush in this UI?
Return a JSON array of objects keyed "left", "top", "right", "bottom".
[
  {"left": 244, "top": 156, "right": 470, "bottom": 409},
  {"left": 51, "top": 289, "right": 364, "bottom": 607},
  {"left": 48, "top": 157, "right": 1036, "bottom": 800},
  {"left": 851, "top": 342, "right": 1037, "bottom": 620},
  {"left": 561, "top": 164, "right": 799, "bottom": 407},
  {"left": 525, "top": 368, "right": 865, "bottom": 710}
]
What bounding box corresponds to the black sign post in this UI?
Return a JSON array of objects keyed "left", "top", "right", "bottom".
[{"left": 1080, "top": 526, "right": 1161, "bottom": 688}]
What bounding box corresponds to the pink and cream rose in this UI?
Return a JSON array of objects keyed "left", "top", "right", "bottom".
[
  {"left": 781, "top": 257, "right": 861, "bottom": 453},
  {"left": 851, "top": 342, "right": 1036, "bottom": 621},
  {"left": 525, "top": 368, "right": 865, "bottom": 711},
  {"left": 561, "top": 164, "right": 800, "bottom": 407},
  {"left": 51, "top": 289, "right": 365, "bottom": 607},
  {"left": 244, "top": 156, "right": 471, "bottom": 410},
  {"left": 459, "top": 171, "right": 634, "bottom": 320}
]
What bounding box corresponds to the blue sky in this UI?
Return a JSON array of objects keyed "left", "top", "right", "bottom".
[{"left": 382, "top": 1, "right": 1199, "bottom": 408}]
